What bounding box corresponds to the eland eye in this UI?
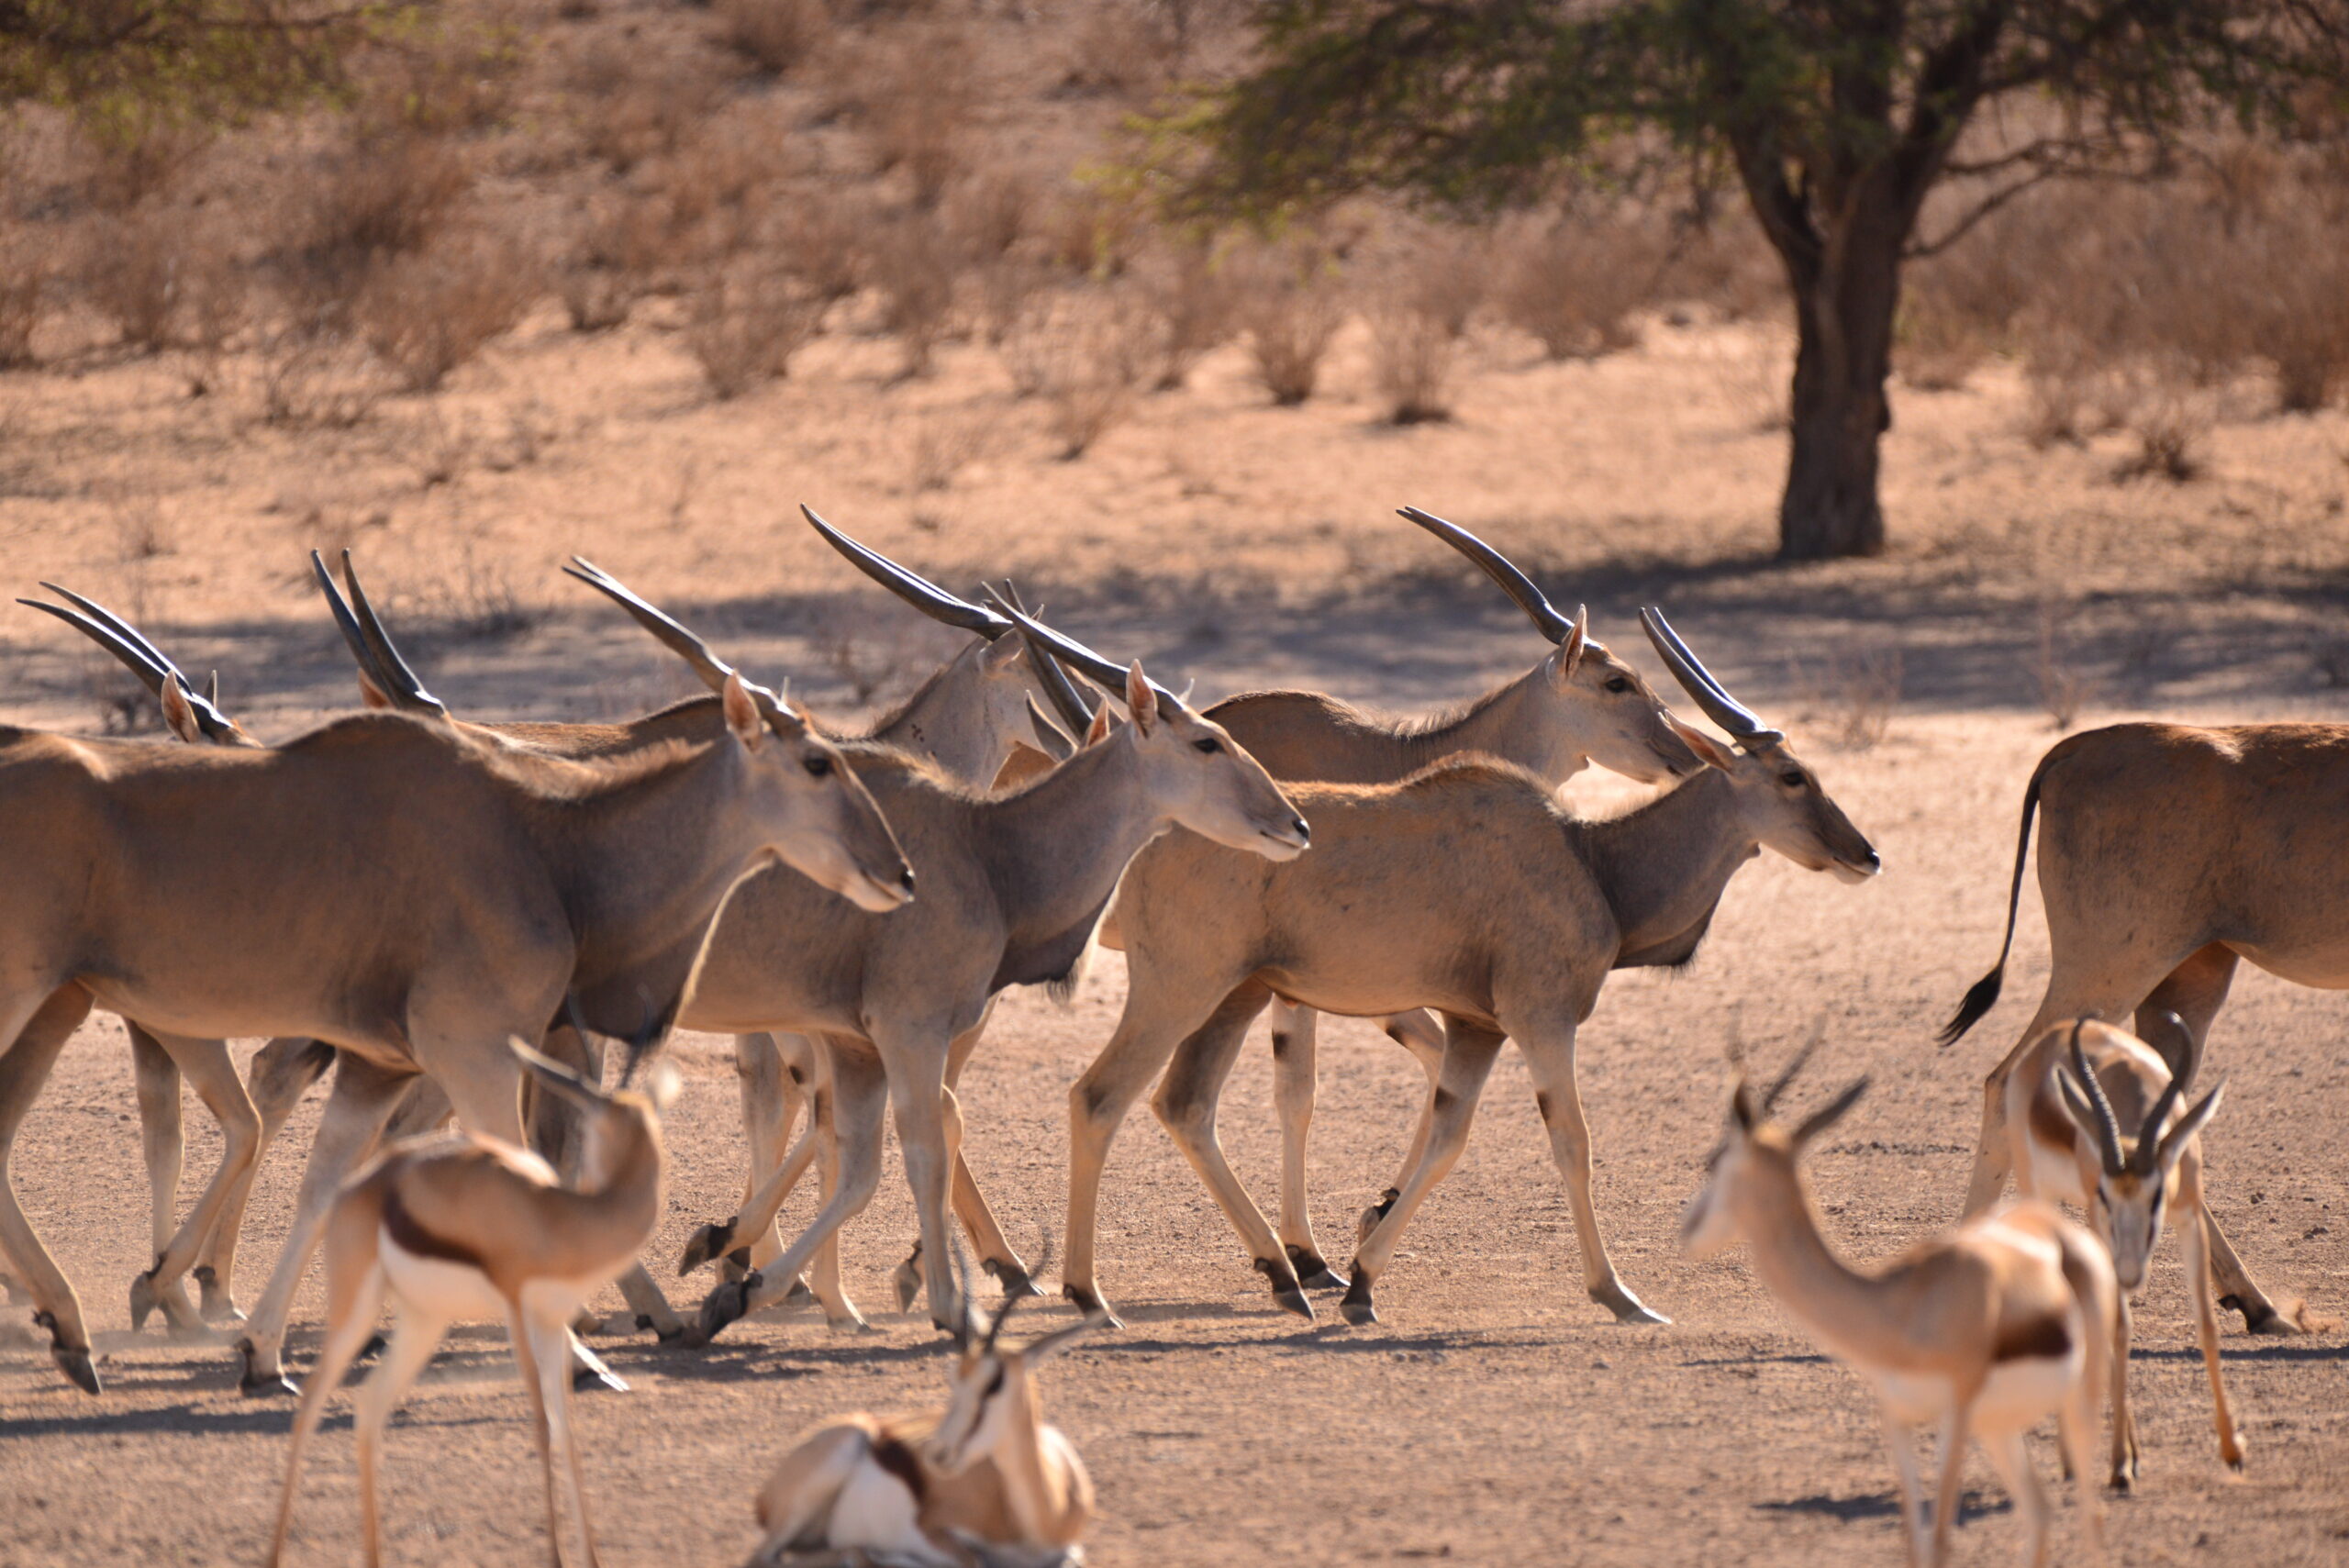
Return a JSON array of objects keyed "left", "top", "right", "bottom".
[
  {"left": 1779, "top": 770, "right": 1804, "bottom": 787},
  {"left": 802, "top": 754, "right": 833, "bottom": 779},
  {"left": 1604, "top": 676, "right": 1631, "bottom": 694},
  {"left": 1192, "top": 739, "right": 1221, "bottom": 755}
]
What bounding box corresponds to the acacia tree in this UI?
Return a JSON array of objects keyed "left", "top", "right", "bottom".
[
  {"left": 1180, "top": 1, "right": 2345, "bottom": 559},
  {"left": 0, "top": 3, "right": 407, "bottom": 122}
]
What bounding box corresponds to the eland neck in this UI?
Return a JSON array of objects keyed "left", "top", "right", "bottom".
[
  {"left": 975, "top": 734, "right": 1163, "bottom": 956},
  {"left": 1400, "top": 667, "right": 1585, "bottom": 784},
  {"left": 1580, "top": 767, "right": 1756, "bottom": 965}
]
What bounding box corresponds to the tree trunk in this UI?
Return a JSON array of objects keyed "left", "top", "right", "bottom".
[{"left": 1776, "top": 216, "right": 1904, "bottom": 562}]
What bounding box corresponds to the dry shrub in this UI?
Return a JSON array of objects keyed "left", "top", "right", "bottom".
[
  {"left": 0, "top": 228, "right": 49, "bottom": 367},
  {"left": 1793, "top": 643, "right": 1904, "bottom": 751},
  {"left": 946, "top": 172, "right": 1035, "bottom": 264},
  {"left": 358, "top": 19, "right": 525, "bottom": 135},
  {"left": 561, "top": 193, "right": 669, "bottom": 331},
  {"left": 83, "top": 206, "right": 247, "bottom": 356},
  {"left": 2106, "top": 357, "right": 2214, "bottom": 483},
  {"left": 1133, "top": 237, "right": 1234, "bottom": 389},
  {"left": 76, "top": 116, "right": 210, "bottom": 212},
  {"left": 684, "top": 263, "right": 824, "bottom": 398},
  {"left": 906, "top": 406, "right": 996, "bottom": 490},
  {"left": 570, "top": 38, "right": 714, "bottom": 172},
  {"left": 852, "top": 24, "right": 976, "bottom": 208},
  {"left": 1031, "top": 289, "right": 1154, "bottom": 458},
  {"left": 1037, "top": 184, "right": 1146, "bottom": 279},
  {"left": 778, "top": 183, "right": 871, "bottom": 304},
  {"left": 1234, "top": 240, "right": 1344, "bottom": 406},
  {"left": 357, "top": 227, "right": 541, "bottom": 392},
  {"left": 1704, "top": 322, "right": 1794, "bottom": 432},
  {"left": 659, "top": 117, "right": 792, "bottom": 261},
  {"left": 2034, "top": 597, "right": 2091, "bottom": 730},
  {"left": 275, "top": 130, "right": 473, "bottom": 329},
  {"left": 1498, "top": 215, "right": 1665, "bottom": 361},
  {"left": 1062, "top": 1, "right": 1177, "bottom": 97},
  {"left": 1365, "top": 239, "right": 1485, "bottom": 423},
  {"left": 718, "top": 0, "right": 833, "bottom": 75},
  {"left": 974, "top": 254, "right": 1050, "bottom": 348},
  {"left": 260, "top": 331, "right": 384, "bottom": 428},
  {"left": 871, "top": 212, "right": 959, "bottom": 376}
]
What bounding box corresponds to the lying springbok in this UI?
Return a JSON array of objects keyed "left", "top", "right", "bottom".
[
  {"left": 1942, "top": 721, "right": 2343, "bottom": 1335},
  {"left": 1681, "top": 1047, "right": 2110, "bottom": 1568},
  {"left": 268, "top": 1041, "right": 673, "bottom": 1568},
  {"left": 750, "top": 1253, "right": 1101, "bottom": 1568},
  {"left": 815, "top": 506, "right": 1700, "bottom": 1296},
  {"left": 656, "top": 523, "right": 1309, "bottom": 1341},
  {"left": 2012, "top": 1016, "right": 2236, "bottom": 1486},
  {"left": 5, "top": 581, "right": 914, "bottom": 1399},
  {"left": 1041, "top": 606, "right": 1878, "bottom": 1325}
]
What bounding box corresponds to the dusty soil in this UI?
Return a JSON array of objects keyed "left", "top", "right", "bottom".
[{"left": 4, "top": 283, "right": 2349, "bottom": 1567}]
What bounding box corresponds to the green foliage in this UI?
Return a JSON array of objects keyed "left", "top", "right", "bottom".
[{"left": 0, "top": 1, "right": 428, "bottom": 123}]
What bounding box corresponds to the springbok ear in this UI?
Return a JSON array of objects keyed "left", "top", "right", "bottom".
[
  {"left": 1548, "top": 606, "right": 1589, "bottom": 689},
  {"left": 1729, "top": 1081, "right": 1758, "bottom": 1133},
  {"left": 1020, "top": 1314, "right": 1108, "bottom": 1367},
  {"left": 1664, "top": 713, "right": 1738, "bottom": 773},
  {"left": 1791, "top": 1077, "right": 1869, "bottom": 1147},
  {"left": 509, "top": 1039, "right": 604, "bottom": 1109},
  {"left": 161, "top": 677, "right": 204, "bottom": 744},
  {"left": 721, "top": 672, "right": 763, "bottom": 751},
  {"left": 2157, "top": 1080, "right": 2225, "bottom": 1171},
  {"left": 355, "top": 667, "right": 394, "bottom": 711},
  {"left": 1125, "top": 662, "right": 1157, "bottom": 736}
]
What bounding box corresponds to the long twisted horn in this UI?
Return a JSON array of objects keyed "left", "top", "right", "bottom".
[
  {"left": 989, "top": 600, "right": 1182, "bottom": 710},
  {"left": 563, "top": 558, "right": 802, "bottom": 729},
  {"left": 1639, "top": 608, "right": 1784, "bottom": 747},
  {"left": 2063, "top": 1021, "right": 2128, "bottom": 1178},
  {"left": 308, "top": 551, "right": 447, "bottom": 717},
  {"left": 21, "top": 586, "right": 244, "bottom": 745},
  {"left": 983, "top": 581, "right": 1097, "bottom": 735},
  {"left": 1397, "top": 506, "right": 1587, "bottom": 648},
  {"left": 802, "top": 505, "right": 1013, "bottom": 639}
]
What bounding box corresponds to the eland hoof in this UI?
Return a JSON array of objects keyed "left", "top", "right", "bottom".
[
  {"left": 1061, "top": 1284, "right": 1122, "bottom": 1329},
  {"left": 1286, "top": 1245, "right": 1347, "bottom": 1292},
  {"left": 194, "top": 1267, "right": 244, "bottom": 1325},
  {"left": 237, "top": 1341, "right": 296, "bottom": 1398},
  {"left": 679, "top": 1220, "right": 737, "bottom": 1277},
  {"left": 1590, "top": 1281, "right": 1669, "bottom": 1327},
  {"left": 52, "top": 1344, "right": 101, "bottom": 1396},
  {"left": 698, "top": 1276, "right": 754, "bottom": 1342},
  {"left": 1338, "top": 1275, "right": 1378, "bottom": 1327},
  {"left": 893, "top": 1255, "right": 925, "bottom": 1314},
  {"left": 128, "top": 1271, "right": 161, "bottom": 1332},
  {"left": 984, "top": 1260, "right": 1043, "bottom": 1299},
  {"left": 1253, "top": 1256, "right": 1313, "bottom": 1320}
]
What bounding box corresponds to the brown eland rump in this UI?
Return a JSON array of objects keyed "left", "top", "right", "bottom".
[
  {"left": 269, "top": 1042, "right": 676, "bottom": 1568},
  {"left": 749, "top": 1252, "right": 1102, "bottom": 1568},
  {"left": 1944, "top": 720, "right": 2345, "bottom": 1335},
  {"left": 1040, "top": 605, "right": 1879, "bottom": 1327},
  {"left": 1681, "top": 1044, "right": 2112, "bottom": 1568},
  {"left": 2007, "top": 1016, "right": 2238, "bottom": 1487},
  {"left": 796, "top": 505, "right": 1703, "bottom": 1302},
  {"left": 0, "top": 625, "right": 909, "bottom": 1396}
]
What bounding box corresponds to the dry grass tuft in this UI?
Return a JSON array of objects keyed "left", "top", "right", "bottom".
[
  {"left": 569, "top": 38, "right": 715, "bottom": 172},
  {"left": 683, "top": 263, "right": 825, "bottom": 398},
  {"left": 1235, "top": 240, "right": 1345, "bottom": 407},
  {"left": 1134, "top": 237, "right": 1234, "bottom": 390},
  {"left": 0, "top": 229, "right": 49, "bottom": 367},
  {"left": 357, "top": 227, "right": 542, "bottom": 393},
  {"left": 871, "top": 211, "right": 960, "bottom": 376},
  {"left": 1038, "top": 288, "right": 1154, "bottom": 459},
  {"left": 852, "top": 24, "right": 977, "bottom": 209},
  {"left": 906, "top": 406, "right": 996, "bottom": 490}
]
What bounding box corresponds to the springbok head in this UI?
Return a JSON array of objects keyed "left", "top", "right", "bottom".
[
  {"left": 1640, "top": 608, "right": 1880, "bottom": 883},
  {"left": 996, "top": 603, "right": 1311, "bottom": 862},
  {"left": 1397, "top": 507, "right": 1701, "bottom": 784},
  {"left": 802, "top": 506, "right": 1098, "bottom": 777},
  {"left": 510, "top": 1038, "right": 678, "bottom": 1187},
  {"left": 563, "top": 558, "right": 916, "bottom": 915},
  {"left": 929, "top": 1244, "right": 1105, "bottom": 1477},
  {"left": 2054, "top": 1016, "right": 2225, "bottom": 1292},
  {"left": 1681, "top": 1029, "right": 1870, "bottom": 1261}
]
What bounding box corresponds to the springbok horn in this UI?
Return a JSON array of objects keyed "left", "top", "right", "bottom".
[
  {"left": 308, "top": 552, "right": 447, "bottom": 717},
  {"left": 2142, "top": 1008, "right": 2197, "bottom": 1093},
  {"left": 801, "top": 505, "right": 1013, "bottom": 639},
  {"left": 1638, "top": 607, "right": 1785, "bottom": 747},
  {"left": 2065, "top": 1021, "right": 2129, "bottom": 1178},
  {"left": 563, "top": 558, "right": 801, "bottom": 728},
  {"left": 989, "top": 600, "right": 1182, "bottom": 710},
  {"left": 1760, "top": 1016, "right": 1827, "bottom": 1112},
  {"left": 985, "top": 1228, "right": 1054, "bottom": 1351},
  {"left": 983, "top": 582, "right": 1097, "bottom": 734},
  {"left": 337, "top": 551, "right": 447, "bottom": 717},
  {"left": 2134, "top": 1062, "right": 2189, "bottom": 1177},
  {"left": 22, "top": 586, "right": 242, "bottom": 744},
  {"left": 1397, "top": 506, "right": 1589, "bottom": 649}
]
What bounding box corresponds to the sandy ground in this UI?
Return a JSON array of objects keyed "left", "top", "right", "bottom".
[{"left": 4, "top": 298, "right": 2349, "bottom": 1565}]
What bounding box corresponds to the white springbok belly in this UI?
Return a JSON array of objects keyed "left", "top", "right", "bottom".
[{"left": 827, "top": 1452, "right": 952, "bottom": 1567}]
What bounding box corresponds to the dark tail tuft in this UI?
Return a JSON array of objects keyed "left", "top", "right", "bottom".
[{"left": 1939, "top": 969, "right": 2005, "bottom": 1046}]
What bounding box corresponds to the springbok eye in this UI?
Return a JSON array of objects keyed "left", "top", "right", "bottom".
[
  {"left": 1605, "top": 676, "right": 1631, "bottom": 694},
  {"left": 984, "top": 1365, "right": 1006, "bottom": 1396},
  {"left": 1192, "top": 739, "right": 1221, "bottom": 755},
  {"left": 803, "top": 755, "right": 833, "bottom": 778}
]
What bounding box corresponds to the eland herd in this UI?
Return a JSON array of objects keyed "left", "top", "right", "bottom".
[{"left": 0, "top": 504, "right": 2336, "bottom": 1567}]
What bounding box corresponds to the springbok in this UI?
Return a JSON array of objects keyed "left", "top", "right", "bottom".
[
  {"left": 1681, "top": 1046, "right": 2111, "bottom": 1568},
  {"left": 1942, "top": 720, "right": 2342, "bottom": 1335},
  {"left": 268, "top": 1041, "right": 674, "bottom": 1568},
  {"left": 749, "top": 1253, "right": 1101, "bottom": 1568},
  {"left": 2011, "top": 1016, "right": 2237, "bottom": 1486},
  {"left": 650, "top": 523, "right": 1308, "bottom": 1342},
  {"left": 817, "top": 506, "right": 1701, "bottom": 1296},
  {"left": 1039, "top": 606, "right": 1878, "bottom": 1326},
  {"left": 0, "top": 584, "right": 912, "bottom": 1396}
]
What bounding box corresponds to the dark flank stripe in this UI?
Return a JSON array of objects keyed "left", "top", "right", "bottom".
[
  {"left": 871, "top": 1432, "right": 930, "bottom": 1505},
  {"left": 383, "top": 1189, "right": 489, "bottom": 1272},
  {"left": 1991, "top": 1314, "right": 2072, "bottom": 1363}
]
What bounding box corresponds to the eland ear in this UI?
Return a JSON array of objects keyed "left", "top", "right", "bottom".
[
  {"left": 1665, "top": 713, "right": 1738, "bottom": 773},
  {"left": 1125, "top": 662, "right": 1157, "bottom": 736},
  {"left": 1548, "top": 606, "right": 1589, "bottom": 689},
  {"left": 161, "top": 677, "right": 204, "bottom": 744},
  {"left": 722, "top": 672, "right": 762, "bottom": 750},
  {"left": 1084, "top": 699, "right": 1114, "bottom": 747},
  {"left": 355, "top": 667, "right": 395, "bottom": 711},
  {"left": 981, "top": 631, "right": 1025, "bottom": 672}
]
